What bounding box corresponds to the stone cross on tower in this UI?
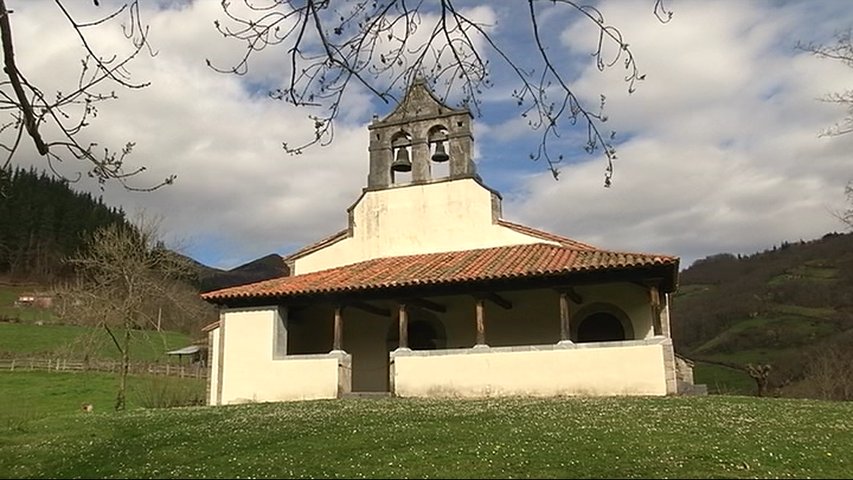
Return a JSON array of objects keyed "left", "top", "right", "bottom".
[{"left": 367, "top": 79, "right": 476, "bottom": 189}]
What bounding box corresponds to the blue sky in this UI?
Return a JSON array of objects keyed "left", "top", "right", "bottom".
[{"left": 8, "top": 0, "right": 853, "bottom": 270}]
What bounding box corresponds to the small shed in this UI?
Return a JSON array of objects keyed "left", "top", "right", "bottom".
[{"left": 166, "top": 345, "right": 203, "bottom": 365}]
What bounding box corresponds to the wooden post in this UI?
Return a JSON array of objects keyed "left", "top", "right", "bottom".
[
  {"left": 398, "top": 303, "right": 408, "bottom": 349},
  {"left": 559, "top": 291, "right": 571, "bottom": 342},
  {"left": 475, "top": 298, "right": 486, "bottom": 346},
  {"left": 660, "top": 293, "right": 671, "bottom": 338},
  {"left": 333, "top": 306, "right": 343, "bottom": 351},
  {"left": 649, "top": 286, "right": 662, "bottom": 336}
]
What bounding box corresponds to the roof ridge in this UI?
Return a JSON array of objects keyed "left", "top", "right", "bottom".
[
  {"left": 496, "top": 219, "right": 598, "bottom": 250},
  {"left": 284, "top": 228, "right": 348, "bottom": 261}
]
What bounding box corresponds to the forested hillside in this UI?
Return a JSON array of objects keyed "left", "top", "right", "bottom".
[
  {"left": 672, "top": 232, "right": 853, "bottom": 399},
  {"left": 0, "top": 168, "right": 128, "bottom": 280}
]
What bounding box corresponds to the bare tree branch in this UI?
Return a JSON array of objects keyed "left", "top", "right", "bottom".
[
  {"left": 210, "top": 0, "right": 673, "bottom": 186},
  {"left": 0, "top": 1, "right": 174, "bottom": 192},
  {"left": 798, "top": 29, "right": 853, "bottom": 137},
  {"left": 57, "top": 217, "right": 211, "bottom": 410}
]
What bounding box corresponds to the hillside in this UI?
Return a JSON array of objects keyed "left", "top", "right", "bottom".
[
  {"left": 192, "top": 253, "right": 289, "bottom": 292},
  {"left": 0, "top": 167, "right": 128, "bottom": 280},
  {"left": 671, "top": 231, "right": 853, "bottom": 399}
]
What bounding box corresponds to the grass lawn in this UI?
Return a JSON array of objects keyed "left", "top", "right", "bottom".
[
  {"left": 693, "top": 362, "right": 755, "bottom": 396},
  {"left": 0, "top": 285, "right": 56, "bottom": 323},
  {"left": 0, "top": 371, "right": 205, "bottom": 425},
  {"left": 0, "top": 384, "right": 851, "bottom": 478},
  {"left": 0, "top": 323, "right": 191, "bottom": 362}
]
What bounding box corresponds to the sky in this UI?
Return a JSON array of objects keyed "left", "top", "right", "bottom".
[{"left": 7, "top": 0, "right": 853, "bottom": 271}]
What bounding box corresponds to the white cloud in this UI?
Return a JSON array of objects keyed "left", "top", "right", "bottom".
[
  {"left": 7, "top": 1, "right": 853, "bottom": 271},
  {"left": 505, "top": 0, "right": 853, "bottom": 267},
  {"left": 9, "top": 1, "right": 371, "bottom": 268}
]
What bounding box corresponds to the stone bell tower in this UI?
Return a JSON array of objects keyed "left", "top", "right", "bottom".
[{"left": 367, "top": 79, "right": 476, "bottom": 189}]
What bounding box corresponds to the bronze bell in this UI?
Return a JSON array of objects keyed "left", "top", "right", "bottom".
[
  {"left": 391, "top": 147, "right": 412, "bottom": 172},
  {"left": 431, "top": 141, "right": 449, "bottom": 162}
]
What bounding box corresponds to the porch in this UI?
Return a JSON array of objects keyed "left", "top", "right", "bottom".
[{"left": 207, "top": 281, "right": 679, "bottom": 405}]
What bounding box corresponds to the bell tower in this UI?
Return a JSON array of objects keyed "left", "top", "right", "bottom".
[{"left": 367, "top": 79, "right": 476, "bottom": 189}]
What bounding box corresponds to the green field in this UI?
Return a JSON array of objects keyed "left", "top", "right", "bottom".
[
  {"left": 693, "top": 362, "right": 755, "bottom": 396},
  {"left": 0, "top": 285, "right": 56, "bottom": 323},
  {"left": 1, "top": 384, "right": 851, "bottom": 479},
  {"left": 0, "top": 284, "right": 195, "bottom": 363},
  {"left": 0, "top": 371, "right": 205, "bottom": 423},
  {"left": 0, "top": 323, "right": 192, "bottom": 361}
]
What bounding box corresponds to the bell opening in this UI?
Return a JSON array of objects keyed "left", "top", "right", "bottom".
[
  {"left": 391, "top": 146, "right": 412, "bottom": 173},
  {"left": 431, "top": 141, "right": 449, "bottom": 163}
]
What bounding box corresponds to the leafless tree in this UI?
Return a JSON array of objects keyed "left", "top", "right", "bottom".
[
  {"left": 798, "top": 32, "right": 853, "bottom": 229},
  {"left": 838, "top": 181, "right": 853, "bottom": 229},
  {"left": 799, "top": 29, "right": 853, "bottom": 137},
  {"left": 58, "top": 218, "right": 207, "bottom": 411},
  {"left": 211, "top": 0, "right": 672, "bottom": 186},
  {"left": 0, "top": 1, "right": 174, "bottom": 191},
  {"left": 745, "top": 363, "right": 772, "bottom": 397},
  {"left": 800, "top": 342, "right": 853, "bottom": 401}
]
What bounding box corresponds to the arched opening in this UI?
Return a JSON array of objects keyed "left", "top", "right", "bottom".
[
  {"left": 427, "top": 125, "right": 450, "bottom": 179},
  {"left": 576, "top": 312, "right": 626, "bottom": 342},
  {"left": 386, "top": 309, "right": 446, "bottom": 351},
  {"left": 571, "top": 302, "right": 634, "bottom": 343},
  {"left": 390, "top": 131, "right": 412, "bottom": 184}
]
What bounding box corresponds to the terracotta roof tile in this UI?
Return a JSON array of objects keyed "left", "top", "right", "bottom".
[{"left": 202, "top": 243, "right": 678, "bottom": 302}]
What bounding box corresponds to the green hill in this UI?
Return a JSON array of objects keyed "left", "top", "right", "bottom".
[{"left": 672, "top": 232, "right": 853, "bottom": 399}]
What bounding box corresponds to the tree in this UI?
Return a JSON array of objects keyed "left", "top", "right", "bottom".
[
  {"left": 840, "top": 181, "right": 853, "bottom": 229},
  {"left": 59, "top": 218, "right": 205, "bottom": 411},
  {"left": 211, "top": 0, "right": 673, "bottom": 186},
  {"left": 745, "top": 363, "right": 772, "bottom": 398},
  {"left": 0, "top": 1, "right": 173, "bottom": 191},
  {"left": 799, "top": 29, "right": 853, "bottom": 137},
  {"left": 799, "top": 31, "right": 853, "bottom": 228}
]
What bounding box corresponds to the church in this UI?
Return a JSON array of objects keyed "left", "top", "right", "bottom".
[{"left": 201, "top": 80, "right": 695, "bottom": 405}]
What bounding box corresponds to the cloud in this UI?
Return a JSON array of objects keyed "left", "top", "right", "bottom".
[
  {"left": 504, "top": 0, "right": 853, "bottom": 267},
  {"left": 9, "top": 1, "right": 372, "bottom": 269},
  {"left": 7, "top": 1, "right": 853, "bottom": 272}
]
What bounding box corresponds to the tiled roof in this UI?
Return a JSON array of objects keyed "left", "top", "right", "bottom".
[{"left": 202, "top": 242, "right": 678, "bottom": 302}]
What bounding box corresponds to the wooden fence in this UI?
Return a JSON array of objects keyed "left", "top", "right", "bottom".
[{"left": 0, "top": 357, "right": 207, "bottom": 379}]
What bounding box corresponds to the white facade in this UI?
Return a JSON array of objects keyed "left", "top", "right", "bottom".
[
  {"left": 292, "top": 178, "right": 553, "bottom": 275},
  {"left": 209, "top": 306, "right": 351, "bottom": 405},
  {"left": 204, "top": 81, "right": 685, "bottom": 405}
]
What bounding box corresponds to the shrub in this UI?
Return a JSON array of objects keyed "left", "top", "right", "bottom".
[{"left": 133, "top": 377, "right": 205, "bottom": 409}]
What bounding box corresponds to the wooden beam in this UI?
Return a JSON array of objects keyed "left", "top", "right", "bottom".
[
  {"left": 478, "top": 292, "right": 512, "bottom": 310},
  {"left": 333, "top": 306, "right": 343, "bottom": 351},
  {"left": 649, "top": 285, "right": 662, "bottom": 336},
  {"left": 559, "top": 291, "right": 571, "bottom": 342},
  {"left": 475, "top": 298, "right": 486, "bottom": 345},
  {"left": 554, "top": 286, "right": 583, "bottom": 304},
  {"left": 398, "top": 303, "right": 408, "bottom": 349},
  {"left": 407, "top": 297, "right": 446, "bottom": 313},
  {"left": 349, "top": 301, "right": 390, "bottom": 317}
]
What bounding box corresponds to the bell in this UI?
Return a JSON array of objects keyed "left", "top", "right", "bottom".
[
  {"left": 431, "top": 141, "right": 449, "bottom": 162},
  {"left": 391, "top": 147, "right": 412, "bottom": 172}
]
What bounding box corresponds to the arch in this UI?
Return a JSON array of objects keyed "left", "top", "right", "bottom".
[
  {"left": 390, "top": 130, "right": 412, "bottom": 146},
  {"left": 390, "top": 130, "right": 413, "bottom": 184},
  {"left": 571, "top": 302, "right": 635, "bottom": 343},
  {"left": 386, "top": 309, "right": 447, "bottom": 351},
  {"left": 427, "top": 124, "right": 448, "bottom": 141},
  {"left": 427, "top": 125, "right": 450, "bottom": 178}
]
